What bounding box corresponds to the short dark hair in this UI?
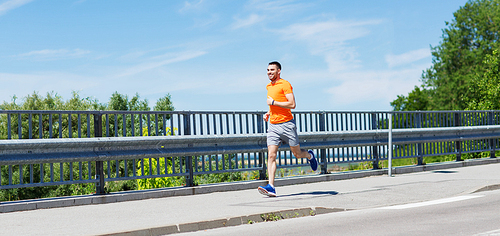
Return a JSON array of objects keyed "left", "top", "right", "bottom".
[{"left": 268, "top": 61, "right": 281, "bottom": 70}]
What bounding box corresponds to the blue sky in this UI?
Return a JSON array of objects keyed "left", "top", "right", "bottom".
[{"left": 0, "top": 0, "right": 467, "bottom": 111}]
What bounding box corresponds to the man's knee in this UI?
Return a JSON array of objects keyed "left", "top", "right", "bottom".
[
  {"left": 268, "top": 145, "right": 279, "bottom": 159},
  {"left": 268, "top": 152, "right": 277, "bottom": 160}
]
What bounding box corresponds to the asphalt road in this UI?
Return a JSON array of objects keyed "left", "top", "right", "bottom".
[
  {"left": 181, "top": 189, "right": 500, "bottom": 236},
  {"left": 0, "top": 161, "right": 499, "bottom": 235}
]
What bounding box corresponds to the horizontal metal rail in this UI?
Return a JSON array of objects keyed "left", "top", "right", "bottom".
[
  {"left": 2, "top": 125, "right": 499, "bottom": 165},
  {"left": 2, "top": 110, "right": 500, "bottom": 140}
]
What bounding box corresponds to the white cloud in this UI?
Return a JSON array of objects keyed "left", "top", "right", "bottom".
[
  {"left": 17, "top": 49, "right": 91, "bottom": 60},
  {"left": 231, "top": 14, "right": 264, "bottom": 29},
  {"left": 385, "top": 48, "right": 431, "bottom": 68},
  {"left": 0, "top": 42, "right": 212, "bottom": 107},
  {"left": 231, "top": 0, "right": 312, "bottom": 30},
  {"left": 192, "top": 13, "right": 219, "bottom": 28},
  {"left": 179, "top": 0, "right": 219, "bottom": 29},
  {"left": 246, "top": 0, "right": 311, "bottom": 13},
  {"left": 279, "top": 19, "right": 382, "bottom": 73},
  {"left": 323, "top": 47, "right": 361, "bottom": 73},
  {"left": 325, "top": 64, "right": 428, "bottom": 109},
  {"left": 118, "top": 50, "right": 148, "bottom": 61},
  {"left": 179, "top": 0, "right": 205, "bottom": 13},
  {"left": 280, "top": 19, "right": 381, "bottom": 45},
  {"left": 273, "top": 17, "right": 431, "bottom": 111},
  {"left": 114, "top": 50, "right": 207, "bottom": 78},
  {"left": 0, "top": 71, "right": 97, "bottom": 103},
  {"left": 0, "top": 0, "right": 33, "bottom": 16}
]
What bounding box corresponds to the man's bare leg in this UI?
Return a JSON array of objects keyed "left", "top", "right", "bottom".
[
  {"left": 258, "top": 145, "right": 279, "bottom": 197},
  {"left": 267, "top": 145, "right": 279, "bottom": 186},
  {"left": 289, "top": 145, "right": 312, "bottom": 159},
  {"left": 290, "top": 145, "right": 317, "bottom": 171}
]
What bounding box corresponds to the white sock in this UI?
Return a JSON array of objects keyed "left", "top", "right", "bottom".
[{"left": 269, "top": 184, "right": 274, "bottom": 188}]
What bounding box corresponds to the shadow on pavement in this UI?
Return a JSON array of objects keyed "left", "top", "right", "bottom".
[
  {"left": 277, "top": 191, "right": 339, "bottom": 198},
  {"left": 432, "top": 170, "right": 458, "bottom": 174}
]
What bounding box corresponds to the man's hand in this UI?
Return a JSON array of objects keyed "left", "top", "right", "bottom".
[
  {"left": 263, "top": 111, "right": 270, "bottom": 122},
  {"left": 267, "top": 96, "right": 274, "bottom": 106}
]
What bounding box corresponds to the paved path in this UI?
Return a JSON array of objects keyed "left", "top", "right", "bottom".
[
  {"left": 182, "top": 189, "right": 500, "bottom": 236},
  {"left": 1, "top": 160, "right": 500, "bottom": 236}
]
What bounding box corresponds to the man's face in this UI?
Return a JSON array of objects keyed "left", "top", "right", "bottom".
[{"left": 267, "top": 64, "right": 280, "bottom": 81}]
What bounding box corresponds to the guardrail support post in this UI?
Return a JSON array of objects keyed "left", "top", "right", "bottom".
[
  {"left": 371, "top": 113, "right": 380, "bottom": 170},
  {"left": 183, "top": 113, "right": 194, "bottom": 187},
  {"left": 319, "top": 112, "right": 328, "bottom": 174},
  {"left": 257, "top": 113, "right": 267, "bottom": 180},
  {"left": 416, "top": 112, "right": 424, "bottom": 165},
  {"left": 94, "top": 113, "right": 105, "bottom": 195},
  {"left": 488, "top": 111, "right": 496, "bottom": 158},
  {"left": 454, "top": 112, "right": 462, "bottom": 161},
  {"left": 388, "top": 113, "right": 393, "bottom": 177}
]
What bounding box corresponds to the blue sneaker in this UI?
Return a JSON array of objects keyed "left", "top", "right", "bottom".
[
  {"left": 258, "top": 184, "right": 276, "bottom": 197},
  {"left": 308, "top": 150, "right": 318, "bottom": 171}
]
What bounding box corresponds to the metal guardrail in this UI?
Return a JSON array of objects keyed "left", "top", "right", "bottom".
[
  {"left": 1, "top": 124, "right": 500, "bottom": 192},
  {"left": 3, "top": 125, "right": 500, "bottom": 165},
  {"left": 2, "top": 110, "right": 499, "bottom": 139},
  {"left": 1, "top": 110, "right": 500, "bottom": 194}
]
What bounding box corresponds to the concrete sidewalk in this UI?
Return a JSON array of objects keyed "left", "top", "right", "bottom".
[{"left": 1, "top": 159, "right": 500, "bottom": 236}]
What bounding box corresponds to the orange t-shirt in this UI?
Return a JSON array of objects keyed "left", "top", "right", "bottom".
[{"left": 266, "top": 79, "right": 294, "bottom": 124}]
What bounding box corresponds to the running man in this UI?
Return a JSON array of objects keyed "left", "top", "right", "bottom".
[{"left": 258, "top": 61, "right": 318, "bottom": 197}]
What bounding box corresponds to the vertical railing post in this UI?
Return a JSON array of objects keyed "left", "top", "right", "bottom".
[
  {"left": 388, "top": 113, "right": 393, "bottom": 177},
  {"left": 416, "top": 112, "right": 424, "bottom": 165},
  {"left": 94, "top": 113, "right": 105, "bottom": 195},
  {"left": 371, "top": 113, "right": 380, "bottom": 169},
  {"left": 488, "top": 111, "right": 496, "bottom": 158},
  {"left": 454, "top": 112, "right": 462, "bottom": 161},
  {"left": 183, "top": 112, "right": 194, "bottom": 187},
  {"left": 319, "top": 112, "right": 328, "bottom": 174},
  {"left": 257, "top": 112, "right": 267, "bottom": 180},
  {"left": 7, "top": 113, "right": 11, "bottom": 140}
]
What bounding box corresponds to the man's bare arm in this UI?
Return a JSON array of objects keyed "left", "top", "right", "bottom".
[{"left": 267, "top": 93, "right": 296, "bottom": 109}]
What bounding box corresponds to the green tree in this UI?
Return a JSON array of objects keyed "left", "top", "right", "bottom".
[
  {"left": 393, "top": 0, "right": 500, "bottom": 111},
  {"left": 128, "top": 93, "right": 149, "bottom": 111},
  {"left": 108, "top": 92, "right": 131, "bottom": 111},
  {"left": 106, "top": 92, "right": 174, "bottom": 136},
  {"left": 154, "top": 94, "right": 175, "bottom": 134},
  {"left": 65, "top": 91, "right": 105, "bottom": 111},
  {"left": 464, "top": 50, "right": 500, "bottom": 110},
  {"left": 107, "top": 92, "right": 155, "bottom": 111},
  {"left": 0, "top": 91, "right": 176, "bottom": 201},
  {"left": 0, "top": 91, "right": 66, "bottom": 111},
  {"left": 391, "top": 86, "right": 429, "bottom": 111},
  {"left": 154, "top": 94, "right": 174, "bottom": 111}
]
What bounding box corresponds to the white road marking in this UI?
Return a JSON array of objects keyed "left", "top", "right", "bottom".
[
  {"left": 473, "top": 229, "right": 500, "bottom": 236},
  {"left": 379, "top": 195, "right": 484, "bottom": 210}
]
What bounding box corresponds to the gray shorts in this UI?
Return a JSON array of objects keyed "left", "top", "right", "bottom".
[{"left": 267, "top": 120, "right": 300, "bottom": 147}]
